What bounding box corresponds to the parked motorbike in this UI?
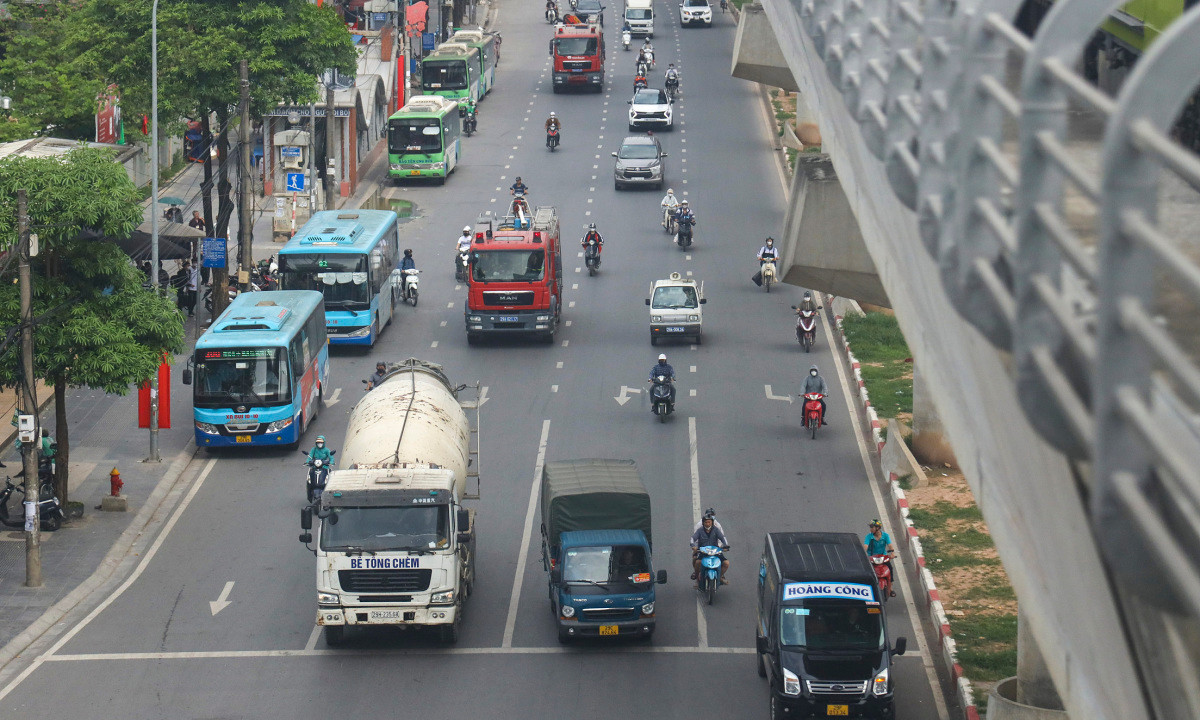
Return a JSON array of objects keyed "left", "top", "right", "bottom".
[
  {"left": 0, "top": 476, "right": 63, "bottom": 531},
  {"left": 203, "top": 285, "right": 241, "bottom": 313},
  {"left": 792, "top": 305, "right": 820, "bottom": 352},
  {"left": 695, "top": 545, "right": 728, "bottom": 605},
  {"left": 803, "top": 392, "right": 825, "bottom": 439},
  {"left": 584, "top": 237, "right": 601, "bottom": 276},
  {"left": 622, "top": 30, "right": 631, "bottom": 49},
  {"left": 651, "top": 375, "right": 674, "bottom": 422},
  {"left": 761, "top": 260, "right": 777, "bottom": 293},
  {"left": 302, "top": 450, "right": 336, "bottom": 504},
  {"left": 456, "top": 250, "right": 470, "bottom": 283},
  {"left": 871, "top": 554, "right": 894, "bottom": 602},
  {"left": 547, "top": 125, "right": 560, "bottom": 151},
  {"left": 401, "top": 268, "right": 420, "bottom": 306}
]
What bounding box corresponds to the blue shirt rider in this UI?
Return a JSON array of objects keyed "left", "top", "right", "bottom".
[
  {"left": 510, "top": 177, "right": 529, "bottom": 196},
  {"left": 674, "top": 202, "right": 696, "bottom": 234},
  {"left": 864, "top": 520, "right": 897, "bottom": 597}
]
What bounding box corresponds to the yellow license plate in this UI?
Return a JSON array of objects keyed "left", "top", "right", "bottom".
[
  {"left": 409, "top": 170, "right": 421, "bottom": 176},
  {"left": 598, "top": 625, "right": 618, "bottom": 636},
  {"left": 826, "top": 705, "right": 849, "bottom": 716},
  {"left": 235, "top": 435, "right": 251, "bottom": 443}
]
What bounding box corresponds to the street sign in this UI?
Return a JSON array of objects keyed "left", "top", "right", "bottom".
[
  {"left": 280, "top": 146, "right": 302, "bottom": 158},
  {"left": 202, "top": 237, "right": 226, "bottom": 268},
  {"left": 286, "top": 172, "right": 306, "bottom": 192},
  {"left": 423, "top": 32, "right": 436, "bottom": 51}
]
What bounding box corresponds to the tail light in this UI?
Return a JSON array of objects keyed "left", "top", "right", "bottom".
[{"left": 533, "top": 231, "right": 542, "bottom": 242}]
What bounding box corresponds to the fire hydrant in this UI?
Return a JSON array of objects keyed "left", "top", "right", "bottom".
[{"left": 109, "top": 467, "right": 124, "bottom": 497}]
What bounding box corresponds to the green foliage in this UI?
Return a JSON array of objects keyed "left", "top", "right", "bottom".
[
  {"left": 952, "top": 614, "right": 1019, "bottom": 682},
  {"left": 0, "top": 2, "right": 103, "bottom": 141},
  {"left": 842, "top": 311, "right": 913, "bottom": 414}
]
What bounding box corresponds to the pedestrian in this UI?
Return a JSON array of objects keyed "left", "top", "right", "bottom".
[
  {"left": 195, "top": 253, "right": 210, "bottom": 286},
  {"left": 171, "top": 262, "right": 189, "bottom": 311},
  {"left": 157, "top": 262, "right": 170, "bottom": 289},
  {"left": 164, "top": 204, "right": 183, "bottom": 223},
  {"left": 186, "top": 261, "right": 199, "bottom": 316},
  {"left": 188, "top": 210, "right": 205, "bottom": 231}
]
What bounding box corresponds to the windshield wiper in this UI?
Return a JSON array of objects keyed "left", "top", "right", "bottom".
[
  {"left": 565, "top": 578, "right": 610, "bottom": 589},
  {"left": 335, "top": 546, "right": 377, "bottom": 556}
]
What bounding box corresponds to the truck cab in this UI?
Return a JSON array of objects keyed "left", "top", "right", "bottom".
[
  {"left": 550, "top": 23, "right": 606, "bottom": 92},
  {"left": 624, "top": 0, "right": 654, "bottom": 36},
  {"left": 757, "top": 532, "right": 907, "bottom": 719},
  {"left": 647, "top": 272, "right": 706, "bottom": 345}
]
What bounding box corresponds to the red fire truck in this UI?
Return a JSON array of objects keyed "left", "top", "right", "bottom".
[
  {"left": 465, "top": 207, "right": 564, "bottom": 344},
  {"left": 549, "top": 23, "right": 605, "bottom": 93}
]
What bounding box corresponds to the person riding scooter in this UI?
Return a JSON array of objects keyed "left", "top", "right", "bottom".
[
  {"left": 674, "top": 201, "right": 697, "bottom": 242},
  {"left": 660, "top": 188, "right": 679, "bottom": 231},
  {"left": 545, "top": 112, "right": 562, "bottom": 149},
  {"left": 365, "top": 362, "right": 388, "bottom": 390},
  {"left": 690, "top": 511, "right": 730, "bottom": 584},
  {"left": 304, "top": 435, "right": 336, "bottom": 502},
  {"left": 864, "top": 519, "right": 897, "bottom": 597},
  {"left": 581, "top": 224, "right": 604, "bottom": 253},
  {"left": 648, "top": 353, "right": 676, "bottom": 409},
  {"left": 664, "top": 63, "right": 680, "bottom": 96},
  {"left": 801, "top": 365, "right": 829, "bottom": 425},
  {"left": 634, "top": 72, "right": 648, "bottom": 91}
]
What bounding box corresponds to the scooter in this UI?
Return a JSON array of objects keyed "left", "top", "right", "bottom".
[
  {"left": 793, "top": 305, "right": 820, "bottom": 352},
  {"left": 584, "top": 238, "right": 601, "bottom": 276},
  {"left": 547, "top": 126, "right": 560, "bottom": 151},
  {"left": 546, "top": 3, "right": 558, "bottom": 22},
  {"left": 636, "top": 59, "right": 651, "bottom": 77},
  {"left": 402, "top": 268, "right": 420, "bottom": 306},
  {"left": 0, "top": 476, "right": 64, "bottom": 531},
  {"left": 455, "top": 250, "right": 470, "bottom": 283},
  {"left": 871, "top": 554, "right": 894, "bottom": 601},
  {"left": 651, "top": 375, "right": 674, "bottom": 422},
  {"left": 695, "top": 545, "right": 728, "bottom": 605},
  {"left": 622, "top": 30, "right": 631, "bottom": 49},
  {"left": 461, "top": 106, "right": 477, "bottom": 136},
  {"left": 761, "top": 260, "right": 777, "bottom": 293},
  {"left": 302, "top": 450, "right": 336, "bottom": 504},
  {"left": 803, "top": 393, "right": 825, "bottom": 439},
  {"left": 674, "top": 217, "right": 696, "bottom": 249},
  {"left": 662, "top": 205, "right": 677, "bottom": 234}
]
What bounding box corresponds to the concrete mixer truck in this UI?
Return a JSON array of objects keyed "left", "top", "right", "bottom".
[{"left": 298, "top": 359, "right": 481, "bottom": 646}]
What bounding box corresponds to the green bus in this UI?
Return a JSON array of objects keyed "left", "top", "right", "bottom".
[
  {"left": 419, "top": 42, "right": 482, "bottom": 104},
  {"left": 448, "top": 29, "right": 499, "bottom": 98},
  {"left": 386, "top": 95, "right": 462, "bottom": 184}
]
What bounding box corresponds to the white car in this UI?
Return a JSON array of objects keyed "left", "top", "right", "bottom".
[
  {"left": 679, "top": 0, "right": 712, "bottom": 27},
  {"left": 647, "top": 273, "right": 706, "bottom": 345},
  {"left": 628, "top": 88, "right": 673, "bottom": 130}
]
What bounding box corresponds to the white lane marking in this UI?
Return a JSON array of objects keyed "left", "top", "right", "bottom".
[
  {"left": 690, "top": 388, "right": 697, "bottom": 397},
  {"left": 614, "top": 386, "right": 643, "bottom": 406},
  {"left": 447, "top": 302, "right": 455, "bottom": 308},
  {"left": 551, "top": 385, "right": 559, "bottom": 393},
  {"left": 568, "top": 301, "right": 576, "bottom": 308},
  {"left": 501, "top": 419, "right": 551, "bottom": 649},
  {"left": 577, "top": 252, "right": 584, "bottom": 258},
  {"left": 689, "top": 417, "right": 708, "bottom": 649},
  {"left": 556, "top": 362, "right": 564, "bottom": 369},
  {"left": 690, "top": 366, "right": 697, "bottom": 372},
  {"left": 686, "top": 255, "right": 692, "bottom": 261},
  {"left": 686, "top": 271, "right": 693, "bottom": 277},
  {"left": 822, "top": 311, "right": 951, "bottom": 720},
  {"left": 572, "top": 283, "right": 580, "bottom": 289},
  {"left": 575, "top": 267, "right": 582, "bottom": 273},
  {"left": 0, "top": 457, "right": 220, "bottom": 704},
  {"left": 45, "top": 646, "right": 758, "bottom": 660},
  {"left": 565, "top": 320, "right": 573, "bottom": 327},
  {"left": 303, "top": 625, "right": 321, "bottom": 652},
  {"left": 765, "top": 385, "right": 793, "bottom": 403},
  {"left": 561, "top": 340, "right": 569, "bottom": 347},
  {"left": 431, "top": 341, "right": 439, "bottom": 348},
  {"left": 209, "top": 581, "right": 235, "bottom": 616},
  {"left": 585, "top": 211, "right": 592, "bottom": 216},
  {"left": 325, "top": 388, "right": 342, "bottom": 406},
  {"left": 440, "top": 320, "right": 448, "bottom": 327}
]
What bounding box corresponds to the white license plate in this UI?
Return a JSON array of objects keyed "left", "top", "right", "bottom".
[
  {"left": 665, "top": 327, "right": 685, "bottom": 333},
  {"left": 368, "top": 609, "right": 404, "bottom": 622},
  {"left": 499, "top": 316, "right": 519, "bottom": 322}
]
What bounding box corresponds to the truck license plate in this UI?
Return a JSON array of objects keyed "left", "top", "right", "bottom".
[
  {"left": 826, "top": 705, "right": 849, "bottom": 716},
  {"left": 235, "top": 435, "right": 251, "bottom": 443},
  {"left": 368, "top": 609, "right": 403, "bottom": 622},
  {"left": 409, "top": 170, "right": 421, "bottom": 176},
  {"left": 598, "top": 625, "right": 618, "bottom": 636},
  {"left": 666, "top": 326, "right": 685, "bottom": 333},
  {"left": 499, "top": 316, "right": 519, "bottom": 322}
]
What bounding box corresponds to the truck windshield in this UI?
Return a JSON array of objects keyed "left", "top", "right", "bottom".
[
  {"left": 277, "top": 254, "right": 371, "bottom": 309},
  {"left": 554, "top": 37, "right": 598, "bottom": 56},
  {"left": 779, "top": 601, "right": 885, "bottom": 651},
  {"left": 626, "top": 9, "right": 652, "bottom": 19},
  {"left": 563, "top": 545, "right": 650, "bottom": 587},
  {"left": 388, "top": 118, "right": 444, "bottom": 155},
  {"left": 422, "top": 60, "right": 469, "bottom": 90},
  {"left": 652, "top": 285, "right": 699, "bottom": 309},
  {"left": 472, "top": 249, "right": 545, "bottom": 282},
  {"left": 320, "top": 505, "right": 449, "bottom": 552},
  {"left": 193, "top": 348, "right": 290, "bottom": 408}
]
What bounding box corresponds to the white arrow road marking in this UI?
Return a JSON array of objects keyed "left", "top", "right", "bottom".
[
  {"left": 210, "top": 581, "right": 235, "bottom": 616},
  {"left": 614, "top": 386, "right": 643, "bottom": 406},
  {"left": 325, "top": 388, "right": 342, "bottom": 406},
  {"left": 765, "top": 385, "right": 793, "bottom": 403},
  {"left": 478, "top": 386, "right": 489, "bottom": 407}
]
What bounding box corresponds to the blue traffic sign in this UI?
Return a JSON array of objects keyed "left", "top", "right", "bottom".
[
  {"left": 286, "top": 172, "right": 306, "bottom": 192},
  {"left": 202, "top": 237, "right": 226, "bottom": 268}
]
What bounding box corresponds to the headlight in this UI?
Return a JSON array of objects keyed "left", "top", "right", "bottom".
[
  {"left": 783, "top": 668, "right": 801, "bottom": 696},
  {"left": 432, "top": 161, "right": 446, "bottom": 170},
  {"left": 688, "top": 314, "right": 699, "bottom": 322},
  {"left": 872, "top": 668, "right": 889, "bottom": 696},
  {"left": 390, "top": 163, "right": 401, "bottom": 170},
  {"left": 641, "top": 602, "right": 655, "bottom": 615},
  {"left": 536, "top": 315, "right": 550, "bottom": 321},
  {"left": 347, "top": 325, "right": 371, "bottom": 337},
  {"left": 265, "top": 417, "right": 294, "bottom": 433},
  {"left": 317, "top": 592, "right": 339, "bottom": 604},
  {"left": 468, "top": 316, "right": 482, "bottom": 322},
  {"left": 194, "top": 421, "right": 219, "bottom": 435},
  {"left": 431, "top": 590, "right": 456, "bottom": 604},
  {"left": 651, "top": 315, "right": 663, "bottom": 322},
  {"left": 561, "top": 605, "right": 576, "bottom": 618}
]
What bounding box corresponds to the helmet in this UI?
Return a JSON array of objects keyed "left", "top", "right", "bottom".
[
  {"left": 376, "top": 361, "right": 386, "bottom": 370},
  {"left": 658, "top": 353, "right": 667, "bottom": 361},
  {"left": 703, "top": 508, "right": 715, "bottom": 520},
  {"left": 549, "top": 112, "right": 556, "bottom": 117},
  {"left": 588, "top": 223, "right": 596, "bottom": 230},
  {"left": 680, "top": 199, "right": 689, "bottom": 205},
  {"left": 667, "top": 188, "right": 674, "bottom": 194},
  {"left": 870, "top": 519, "right": 883, "bottom": 529},
  {"left": 803, "top": 290, "right": 812, "bottom": 298},
  {"left": 463, "top": 225, "right": 472, "bottom": 233},
  {"left": 315, "top": 435, "right": 326, "bottom": 444},
  {"left": 404, "top": 248, "right": 413, "bottom": 257},
  {"left": 515, "top": 176, "right": 522, "bottom": 181}
]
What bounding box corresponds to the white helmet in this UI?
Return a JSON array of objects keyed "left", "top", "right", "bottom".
[
  {"left": 550, "top": 111, "right": 556, "bottom": 117},
  {"left": 462, "top": 226, "right": 471, "bottom": 233},
  {"left": 667, "top": 188, "right": 674, "bottom": 194},
  {"left": 658, "top": 353, "right": 667, "bottom": 361}
]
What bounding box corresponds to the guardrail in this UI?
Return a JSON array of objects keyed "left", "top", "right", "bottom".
[{"left": 790, "top": 0, "right": 1200, "bottom": 714}]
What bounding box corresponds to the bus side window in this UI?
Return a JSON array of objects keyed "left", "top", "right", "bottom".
[{"left": 289, "top": 337, "right": 304, "bottom": 378}]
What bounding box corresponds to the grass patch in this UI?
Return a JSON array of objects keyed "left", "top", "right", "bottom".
[
  {"left": 960, "top": 582, "right": 1017, "bottom": 602},
  {"left": 896, "top": 473, "right": 913, "bottom": 491},
  {"left": 785, "top": 148, "right": 797, "bottom": 173},
  {"left": 950, "top": 527, "right": 996, "bottom": 551},
  {"left": 842, "top": 312, "right": 913, "bottom": 414},
  {"left": 906, "top": 507, "right": 943, "bottom": 530}
]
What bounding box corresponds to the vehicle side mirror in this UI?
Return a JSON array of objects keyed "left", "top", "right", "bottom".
[
  {"left": 330, "top": 449, "right": 337, "bottom": 456},
  {"left": 299, "top": 532, "right": 312, "bottom": 544},
  {"left": 627, "top": 100, "right": 632, "bottom": 104},
  {"left": 551, "top": 567, "right": 563, "bottom": 584},
  {"left": 661, "top": 152, "right": 668, "bottom": 157},
  {"left": 756, "top": 634, "right": 767, "bottom": 653},
  {"left": 457, "top": 507, "right": 471, "bottom": 535},
  {"left": 645, "top": 298, "right": 651, "bottom": 305},
  {"left": 611, "top": 152, "right": 618, "bottom": 157},
  {"left": 182, "top": 368, "right": 192, "bottom": 385},
  {"left": 656, "top": 569, "right": 668, "bottom": 584},
  {"left": 699, "top": 298, "right": 707, "bottom": 304},
  {"left": 300, "top": 506, "right": 313, "bottom": 530},
  {"left": 893, "top": 636, "right": 907, "bottom": 656}
]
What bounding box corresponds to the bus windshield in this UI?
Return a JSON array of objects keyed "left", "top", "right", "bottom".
[
  {"left": 193, "top": 348, "right": 291, "bottom": 408},
  {"left": 422, "top": 60, "right": 469, "bottom": 90},
  {"left": 277, "top": 254, "right": 371, "bottom": 310},
  {"left": 388, "top": 118, "right": 443, "bottom": 155},
  {"left": 554, "top": 37, "right": 598, "bottom": 56},
  {"left": 471, "top": 249, "right": 545, "bottom": 282},
  {"left": 321, "top": 505, "right": 449, "bottom": 552},
  {"left": 779, "top": 601, "right": 885, "bottom": 651}
]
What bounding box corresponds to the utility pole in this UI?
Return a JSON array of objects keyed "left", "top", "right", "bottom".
[
  {"left": 148, "top": 0, "right": 161, "bottom": 463},
  {"left": 17, "top": 189, "right": 42, "bottom": 588},
  {"left": 238, "top": 60, "right": 253, "bottom": 292},
  {"left": 325, "top": 82, "right": 337, "bottom": 212}
]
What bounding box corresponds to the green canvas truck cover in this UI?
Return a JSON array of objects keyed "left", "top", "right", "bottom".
[{"left": 540, "top": 459, "right": 652, "bottom": 549}]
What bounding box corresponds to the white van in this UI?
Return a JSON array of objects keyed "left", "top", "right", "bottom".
[{"left": 624, "top": 0, "right": 654, "bottom": 36}]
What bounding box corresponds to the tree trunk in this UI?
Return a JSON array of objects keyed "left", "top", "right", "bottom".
[
  {"left": 201, "top": 114, "right": 215, "bottom": 235},
  {"left": 54, "top": 378, "right": 69, "bottom": 511}
]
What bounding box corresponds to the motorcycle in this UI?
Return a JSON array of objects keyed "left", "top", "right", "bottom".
[
  {"left": 720, "top": 0, "right": 728, "bottom": 11},
  {"left": 792, "top": 305, "right": 820, "bottom": 352},
  {"left": 456, "top": 250, "right": 470, "bottom": 283},
  {"left": 460, "top": 105, "right": 477, "bottom": 136},
  {"left": 803, "top": 392, "right": 825, "bottom": 439},
  {"left": 665, "top": 79, "right": 679, "bottom": 101},
  {"left": 695, "top": 545, "right": 728, "bottom": 605},
  {"left": 662, "top": 205, "right": 678, "bottom": 234},
  {"left": 546, "top": 3, "right": 558, "bottom": 22},
  {"left": 402, "top": 268, "right": 420, "bottom": 306},
  {"left": 871, "top": 554, "right": 894, "bottom": 601},
  {"left": 0, "top": 476, "right": 64, "bottom": 531},
  {"left": 546, "top": 125, "right": 560, "bottom": 151},
  {"left": 651, "top": 375, "right": 674, "bottom": 422},
  {"left": 583, "top": 238, "right": 601, "bottom": 276},
  {"left": 761, "top": 260, "right": 777, "bottom": 293},
  {"left": 622, "top": 30, "right": 631, "bottom": 50},
  {"left": 302, "top": 450, "right": 336, "bottom": 504},
  {"left": 636, "top": 59, "right": 651, "bottom": 77},
  {"left": 511, "top": 193, "right": 532, "bottom": 223},
  {"left": 203, "top": 284, "right": 242, "bottom": 313},
  {"left": 674, "top": 215, "right": 696, "bottom": 249}
]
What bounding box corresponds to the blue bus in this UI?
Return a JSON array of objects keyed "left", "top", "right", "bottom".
[
  {"left": 191, "top": 291, "right": 330, "bottom": 448},
  {"left": 277, "top": 210, "right": 401, "bottom": 345}
]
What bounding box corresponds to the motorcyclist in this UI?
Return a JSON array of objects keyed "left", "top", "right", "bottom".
[
  {"left": 400, "top": 248, "right": 417, "bottom": 296},
  {"left": 622, "top": 19, "right": 632, "bottom": 34},
  {"left": 660, "top": 187, "right": 679, "bottom": 229},
  {"left": 457, "top": 226, "right": 473, "bottom": 254},
  {"left": 648, "top": 353, "right": 676, "bottom": 408},
  {"left": 674, "top": 200, "right": 697, "bottom": 240},
  {"left": 38, "top": 428, "right": 56, "bottom": 477},
  {"left": 581, "top": 223, "right": 604, "bottom": 255},
  {"left": 664, "top": 63, "right": 680, "bottom": 93},
  {"left": 546, "top": 0, "right": 558, "bottom": 20},
  {"left": 757, "top": 236, "right": 779, "bottom": 265},
  {"left": 308, "top": 435, "right": 335, "bottom": 467},
  {"left": 641, "top": 38, "right": 654, "bottom": 63},
  {"left": 690, "top": 511, "right": 730, "bottom": 584},
  {"left": 510, "top": 176, "right": 529, "bottom": 196},
  {"left": 797, "top": 289, "right": 819, "bottom": 314},
  {"left": 461, "top": 98, "right": 478, "bottom": 131},
  {"left": 801, "top": 364, "right": 829, "bottom": 425},
  {"left": 366, "top": 362, "right": 388, "bottom": 390},
  {"left": 864, "top": 519, "right": 898, "bottom": 597},
  {"left": 634, "top": 72, "right": 648, "bottom": 91}
]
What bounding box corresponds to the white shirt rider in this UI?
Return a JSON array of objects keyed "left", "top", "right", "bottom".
[
  {"left": 660, "top": 190, "right": 679, "bottom": 211},
  {"left": 456, "top": 229, "right": 472, "bottom": 254},
  {"left": 665, "top": 66, "right": 679, "bottom": 84}
]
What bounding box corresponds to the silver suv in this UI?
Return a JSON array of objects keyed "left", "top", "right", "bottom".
[{"left": 612, "top": 135, "right": 667, "bottom": 190}]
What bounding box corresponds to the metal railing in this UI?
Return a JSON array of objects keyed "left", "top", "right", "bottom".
[{"left": 785, "top": 0, "right": 1200, "bottom": 715}]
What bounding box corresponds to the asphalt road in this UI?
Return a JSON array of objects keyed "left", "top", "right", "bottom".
[{"left": 0, "top": 2, "right": 949, "bottom": 718}]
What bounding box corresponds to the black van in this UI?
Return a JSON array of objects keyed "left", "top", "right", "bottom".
[{"left": 756, "top": 532, "right": 907, "bottom": 719}]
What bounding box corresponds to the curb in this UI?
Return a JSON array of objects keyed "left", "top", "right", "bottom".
[{"left": 830, "top": 298, "right": 980, "bottom": 720}]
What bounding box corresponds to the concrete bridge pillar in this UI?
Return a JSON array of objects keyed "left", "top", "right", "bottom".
[
  {"left": 987, "top": 610, "right": 1069, "bottom": 720},
  {"left": 910, "top": 360, "right": 957, "bottom": 467}
]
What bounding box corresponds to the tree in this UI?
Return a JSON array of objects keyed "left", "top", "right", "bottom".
[{"left": 0, "top": 147, "right": 185, "bottom": 509}]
